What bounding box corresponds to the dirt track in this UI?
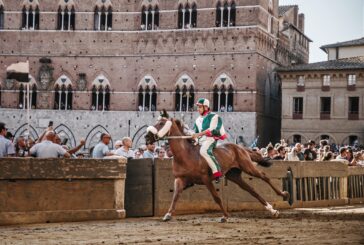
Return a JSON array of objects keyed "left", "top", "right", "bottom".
[{"left": 1, "top": 206, "right": 364, "bottom": 245}]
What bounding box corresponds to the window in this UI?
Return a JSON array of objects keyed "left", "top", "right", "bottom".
[
  {"left": 212, "top": 74, "right": 234, "bottom": 112},
  {"left": 94, "top": 6, "right": 112, "bottom": 31},
  {"left": 178, "top": 3, "right": 197, "bottom": 29},
  {"left": 175, "top": 75, "right": 195, "bottom": 112},
  {"left": 349, "top": 135, "right": 358, "bottom": 146},
  {"left": 18, "top": 76, "right": 37, "bottom": 109},
  {"left": 0, "top": 5, "right": 4, "bottom": 30},
  {"left": 21, "top": 5, "right": 40, "bottom": 30},
  {"left": 91, "top": 75, "right": 111, "bottom": 111},
  {"left": 293, "top": 135, "right": 301, "bottom": 144},
  {"left": 216, "top": 1, "right": 236, "bottom": 27},
  {"left": 348, "top": 97, "right": 359, "bottom": 120},
  {"left": 320, "top": 97, "right": 331, "bottom": 119},
  {"left": 322, "top": 75, "right": 330, "bottom": 86},
  {"left": 138, "top": 76, "right": 157, "bottom": 111},
  {"left": 293, "top": 97, "right": 303, "bottom": 119},
  {"left": 57, "top": 5, "right": 75, "bottom": 31},
  {"left": 348, "top": 75, "right": 356, "bottom": 86},
  {"left": 54, "top": 75, "right": 73, "bottom": 110},
  {"left": 141, "top": 5, "right": 159, "bottom": 31}
]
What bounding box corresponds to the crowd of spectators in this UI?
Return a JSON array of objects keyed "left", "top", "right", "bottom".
[
  {"left": 252, "top": 139, "right": 364, "bottom": 166},
  {"left": 1, "top": 121, "right": 363, "bottom": 166}
]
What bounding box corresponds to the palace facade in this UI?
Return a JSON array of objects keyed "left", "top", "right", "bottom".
[{"left": 0, "top": 1, "right": 310, "bottom": 149}]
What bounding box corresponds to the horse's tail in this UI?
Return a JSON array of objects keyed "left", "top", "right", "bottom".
[{"left": 245, "top": 148, "right": 273, "bottom": 168}]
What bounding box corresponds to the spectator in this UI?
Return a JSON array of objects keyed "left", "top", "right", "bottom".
[
  {"left": 336, "top": 147, "right": 348, "bottom": 161},
  {"left": 143, "top": 142, "right": 155, "bottom": 158},
  {"left": 29, "top": 131, "right": 71, "bottom": 158},
  {"left": 266, "top": 145, "right": 275, "bottom": 159},
  {"left": 114, "top": 140, "right": 123, "bottom": 150},
  {"left": 156, "top": 147, "right": 166, "bottom": 160},
  {"left": 134, "top": 150, "right": 143, "bottom": 159},
  {"left": 0, "top": 122, "right": 15, "bottom": 157},
  {"left": 5, "top": 131, "right": 14, "bottom": 142},
  {"left": 92, "top": 133, "right": 115, "bottom": 158},
  {"left": 15, "top": 136, "right": 29, "bottom": 157},
  {"left": 273, "top": 146, "right": 286, "bottom": 160},
  {"left": 295, "top": 143, "right": 305, "bottom": 161},
  {"left": 304, "top": 140, "right": 317, "bottom": 161},
  {"left": 322, "top": 151, "right": 334, "bottom": 161},
  {"left": 115, "top": 137, "right": 134, "bottom": 159},
  {"left": 346, "top": 148, "right": 354, "bottom": 162},
  {"left": 287, "top": 147, "right": 300, "bottom": 161}
]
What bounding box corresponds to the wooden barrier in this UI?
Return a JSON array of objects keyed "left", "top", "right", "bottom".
[
  {"left": 348, "top": 166, "right": 364, "bottom": 204},
  {"left": 0, "top": 158, "right": 126, "bottom": 225},
  {"left": 151, "top": 160, "right": 352, "bottom": 216}
]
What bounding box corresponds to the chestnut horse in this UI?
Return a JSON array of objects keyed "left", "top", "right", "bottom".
[{"left": 145, "top": 116, "right": 289, "bottom": 222}]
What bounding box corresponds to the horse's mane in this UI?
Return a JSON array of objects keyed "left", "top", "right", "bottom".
[{"left": 174, "top": 119, "right": 195, "bottom": 144}]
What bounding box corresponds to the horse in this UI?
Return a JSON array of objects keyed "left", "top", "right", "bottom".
[{"left": 145, "top": 114, "right": 289, "bottom": 223}]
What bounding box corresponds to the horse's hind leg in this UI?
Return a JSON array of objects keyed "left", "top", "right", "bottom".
[
  {"left": 163, "top": 178, "right": 186, "bottom": 222},
  {"left": 243, "top": 164, "right": 289, "bottom": 199},
  {"left": 226, "top": 169, "right": 279, "bottom": 217},
  {"left": 205, "top": 181, "right": 229, "bottom": 222}
]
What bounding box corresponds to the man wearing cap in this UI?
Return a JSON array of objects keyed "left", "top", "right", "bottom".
[
  {"left": 0, "top": 122, "right": 15, "bottom": 157},
  {"left": 192, "top": 98, "right": 227, "bottom": 182}
]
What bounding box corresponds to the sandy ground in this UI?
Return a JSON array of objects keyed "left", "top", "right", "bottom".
[{"left": 1, "top": 206, "right": 364, "bottom": 245}]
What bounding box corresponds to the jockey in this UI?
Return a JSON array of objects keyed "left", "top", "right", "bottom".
[{"left": 192, "top": 98, "right": 227, "bottom": 182}]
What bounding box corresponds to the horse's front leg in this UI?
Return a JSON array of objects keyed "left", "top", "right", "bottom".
[
  {"left": 205, "top": 180, "right": 229, "bottom": 223},
  {"left": 163, "top": 178, "right": 186, "bottom": 221}
]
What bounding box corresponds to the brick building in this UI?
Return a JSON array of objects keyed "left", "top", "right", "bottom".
[
  {"left": 277, "top": 38, "right": 364, "bottom": 146},
  {"left": 0, "top": 1, "right": 309, "bottom": 149}
]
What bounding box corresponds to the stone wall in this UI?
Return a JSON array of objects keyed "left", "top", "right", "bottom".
[{"left": 0, "top": 109, "right": 257, "bottom": 150}]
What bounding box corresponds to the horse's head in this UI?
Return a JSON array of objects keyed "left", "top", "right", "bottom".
[{"left": 145, "top": 109, "right": 173, "bottom": 144}]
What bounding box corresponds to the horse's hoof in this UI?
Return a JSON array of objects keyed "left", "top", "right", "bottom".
[
  {"left": 219, "top": 216, "right": 228, "bottom": 223},
  {"left": 162, "top": 213, "right": 172, "bottom": 222},
  {"left": 272, "top": 210, "right": 280, "bottom": 218}
]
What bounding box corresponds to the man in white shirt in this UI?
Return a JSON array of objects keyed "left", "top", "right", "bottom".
[
  {"left": 0, "top": 122, "right": 15, "bottom": 157},
  {"left": 115, "top": 137, "right": 134, "bottom": 159},
  {"left": 92, "top": 133, "right": 115, "bottom": 158},
  {"left": 30, "top": 131, "right": 71, "bottom": 158}
]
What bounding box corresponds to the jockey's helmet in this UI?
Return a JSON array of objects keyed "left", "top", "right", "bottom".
[{"left": 196, "top": 98, "right": 210, "bottom": 108}]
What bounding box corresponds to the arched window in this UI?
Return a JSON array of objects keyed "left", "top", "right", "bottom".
[
  {"left": 138, "top": 76, "right": 157, "bottom": 111},
  {"left": 54, "top": 75, "right": 73, "bottom": 110},
  {"left": 94, "top": 1, "right": 112, "bottom": 31},
  {"left": 141, "top": 5, "right": 159, "bottom": 31},
  {"left": 175, "top": 75, "right": 195, "bottom": 112},
  {"left": 21, "top": 1, "right": 40, "bottom": 30},
  {"left": 57, "top": 2, "right": 76, "bottom": 31},
  {"left": 216, "top": 1, "right": 235, "bottom": 28},
  {"left": 213, "top": 74, "right": 234, "bottom": 112},
  {"left": 178, "top": 2, "right": 197, "bottom": 29},
  {"left": 91, "top": 75, "right": 111, "bottom": 111},
  {"left": 0, "top": 5, "right": 4, "bottom": 30},
  {"left": 18, "top": 76, "right": 37, "bottom": 109}
]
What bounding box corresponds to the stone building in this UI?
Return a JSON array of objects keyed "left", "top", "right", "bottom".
[
  {"left": 0, "top": 1, "right": 309, "bottom": 149},
  {"left": 277, "top": 38, "right": 364, "bottom": 146}
]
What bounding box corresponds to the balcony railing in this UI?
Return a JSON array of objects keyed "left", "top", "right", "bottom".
[
  {"left": 320, "top": 112, "right": 331, "bottom": 120},
  {"left": 292, "top": 113, "right": 303, "bottom": 119},
  {"left": 348, "top": 112, "right": 359, "bottom": 120}
]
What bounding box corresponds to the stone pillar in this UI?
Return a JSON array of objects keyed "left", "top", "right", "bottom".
[
  {"left": 151, "top": 11, "right": 155, "bottom": 30},
  {"left": 182, "top": 9, "right": 186, "bottom": 29},
  {"left": 61, "top": 11, "right": 64, "bottom": 31}
]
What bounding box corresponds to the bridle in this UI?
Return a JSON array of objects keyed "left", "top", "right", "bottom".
[{"left": 146, "top": 118, "right": 192, "bottom": 142}]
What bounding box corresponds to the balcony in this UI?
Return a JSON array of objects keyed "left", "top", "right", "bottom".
[
  {"left": 321, "top": 86, "right": 330, "bottom": 92},
  {"left": 292, "top": 113, "right": 303, "bottom": 119},
  {"left": 347, "top": 85, "right": 356, "bottom": 91},
  {"left": 296, "top": 86, "right": 305, "bottom": 92},
  {"left": 348, "top": 112, "right": 359, "bottom": 120},
  {"left": 320, "top": 112, "right": 331, "bottom": 120}
]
